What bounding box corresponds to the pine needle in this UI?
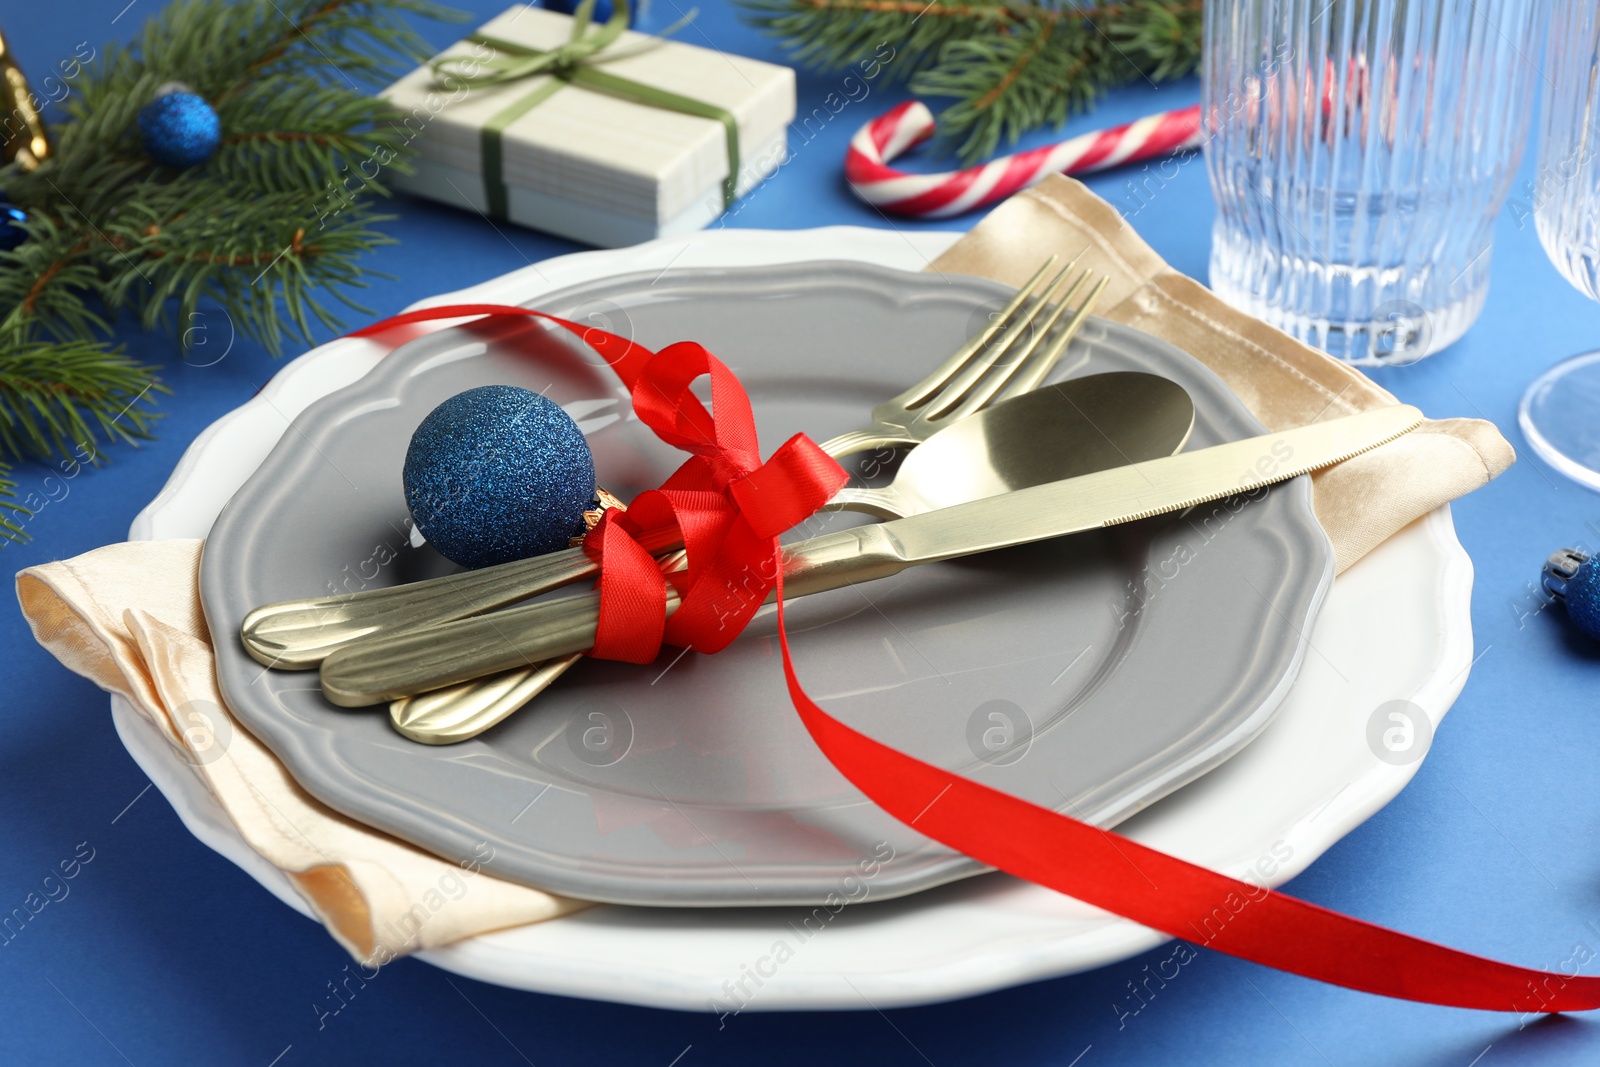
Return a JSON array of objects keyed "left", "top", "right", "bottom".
[
  {"left": 739, "top": 0, "right": 1201, "bottom": 163},
  {"left": 0, "top": 0, "right": 463, "bottom": 495}
]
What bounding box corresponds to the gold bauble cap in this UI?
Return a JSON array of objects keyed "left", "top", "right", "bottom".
[{"left": 0, "top": 25, "right": 51, "bottom": 171}]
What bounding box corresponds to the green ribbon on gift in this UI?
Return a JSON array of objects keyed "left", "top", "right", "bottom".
[{"left": 430, "top": 0, "right": 740, "bottom": 222}]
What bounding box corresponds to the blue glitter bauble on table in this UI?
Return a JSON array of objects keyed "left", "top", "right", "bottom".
[
  {"left": 138, "top": 84, "right": 222, "bottom": 168},
  {"left": 1545, "top": 548, "right": 1600, "bottom": 641},
  {"left": 403, "top": 385, "right": 597, "bottom": 569},
  {"left": 543, "top": 0, "right": 635, "bottom": 25}
]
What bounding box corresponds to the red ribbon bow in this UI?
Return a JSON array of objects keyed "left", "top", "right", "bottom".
[
  {"left": 353, "top": 303, "right": 1600, "bottom": 1016},
  {"left": 580, "top": 335, "right": 847, "bottom": 663}
]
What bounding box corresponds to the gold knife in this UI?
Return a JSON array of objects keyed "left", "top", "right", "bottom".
[{"left": 320, "top": 405, "right": 1422, "bottom": 707}]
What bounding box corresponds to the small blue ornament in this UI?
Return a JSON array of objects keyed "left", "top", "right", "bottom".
[
  {"left": 403, "top": 385, "right": 597, "bottom": 569},
  {"left": 1542, "top": 548, "right": 1600, "bottom": 641},
  {"left": 0, "top": 196, "right": 27, "bottom": 252},
  {"left": 138, "top": 83, "right": 221, "bottom": 168},
  {"left": 543, "top": 0, "right": 634, "bottom": 26}
]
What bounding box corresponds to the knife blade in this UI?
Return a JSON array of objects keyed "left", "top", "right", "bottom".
[{"left": 320, "top": 405, "right": 1422, "bottom": 706}]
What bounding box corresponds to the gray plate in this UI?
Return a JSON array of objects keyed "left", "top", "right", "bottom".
[{"left": 202, "top": 262, "right": 1333, "bottom": 907}]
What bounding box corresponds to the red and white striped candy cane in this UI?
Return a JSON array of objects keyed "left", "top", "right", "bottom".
[{"left": 846, "top": 101, "right": 1204, "bottom": 218}]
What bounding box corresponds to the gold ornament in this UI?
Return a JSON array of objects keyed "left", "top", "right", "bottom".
[
  {"left": 0, "top": 24, "right": 51, "bottom": 171},
  {"left": 570, "top": 487, "right": 627, "bottom": 546}
]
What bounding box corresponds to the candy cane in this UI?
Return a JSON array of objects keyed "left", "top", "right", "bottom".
[{"left": 846, "top": 101, "right": 1204, "bottom": 218}]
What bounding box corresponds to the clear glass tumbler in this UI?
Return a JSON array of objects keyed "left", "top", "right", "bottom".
[{"left": 1203, "top": 0, "right": 1543, "bottom": 364}]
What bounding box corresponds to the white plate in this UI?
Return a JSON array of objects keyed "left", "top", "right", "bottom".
[{"left": 123, "top": 226, "right": 1474, "bottom": 1011}]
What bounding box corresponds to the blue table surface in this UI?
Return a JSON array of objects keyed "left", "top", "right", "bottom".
[{"left": 5, "top": 2, "right": 1600, "bottom": 1064}]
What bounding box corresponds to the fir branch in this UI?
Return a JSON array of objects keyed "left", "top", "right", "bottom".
[
  {"left": 0, "top": 328, "right": 164, "bottom": 463},
  {"left": 914, "top": 14, "right": 1110, "bottom": 162},
  {"left": 740, "top": 0, "right": 1016, "bottom": 80},
  {"left": 100, "top": 188, "right": 397, "bottom": 351},
  {"left": 0, "top": 466, "right": 28, "bottom": 545},
  {"left": 210, "top": 77, "right": 417, "bottom": 196},
  {"left": 82, "top": 0, "right": 464, "bottom": 107},
  {"left": 1110, "top": 0, "right": 1203, "bottom": 82},
  {"left": 739, "top": 0, "right": 1202, "bottom": 163},
  {"left": 0, "top": 0, "right": 462, "bottom": 484},
  {"left": 0, "top": 213, "right": 109, "bottom": 342}
]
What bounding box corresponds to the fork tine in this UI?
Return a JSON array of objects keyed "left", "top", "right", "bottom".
[
  {"left": 944, "top": 268, "right": 1097, "bottom": 422},
  {"left": 916, "top": 257, "right": 1082, "bottom": 419},
  {"left": 896, "top": 256, "right": 1058, "bottom": 410},
  {"left": 1000, "top": 275, "right": 1111, "bottom": 401}
]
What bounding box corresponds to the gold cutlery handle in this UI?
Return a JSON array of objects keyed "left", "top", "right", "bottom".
[
  {"left": 319, "top": 523, "right": 913, "bottom": 707},
  {"left": 240, "top": 526, "right": 682, "bottom": 668},
  {"left": 242, "top": 482, "right": 892, "bottom": 669},
  {"left": 389, "top": 656, "right": 584, "bottom": 744}
]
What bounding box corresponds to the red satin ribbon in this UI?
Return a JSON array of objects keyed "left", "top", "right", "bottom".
[
  {"left": 581, "top": 337, "right": 847, "bottom": 662},
  {"left": 353, "top": 303, "right": 1600, "bottom": 1015}
]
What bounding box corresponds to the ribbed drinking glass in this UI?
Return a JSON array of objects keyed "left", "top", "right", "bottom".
[{"left": 1203, "top": 0, "right": 1543, "bottom": 364}]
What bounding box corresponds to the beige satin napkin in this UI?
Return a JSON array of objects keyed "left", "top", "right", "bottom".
[
  {"left": 17, "top": 175, "right": 1514, "bottom": 966},
  {"left": 17, "top": 540, "right": 589, "bottom": 966},
  {"left": 929, "top": 175, "right": 1514, "bottom": 572}
]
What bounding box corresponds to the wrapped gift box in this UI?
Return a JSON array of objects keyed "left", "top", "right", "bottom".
[{"left": 382, "top": 6, "right": 795, "bottom": 247}]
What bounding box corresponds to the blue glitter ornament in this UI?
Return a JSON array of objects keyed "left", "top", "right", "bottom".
[
  {"left": 543, "top": 0, "right": 633, "bottom": 25},
  {"left": 138, "top": 84, "right": 221, "bottom": 168},
  {"left": 403, "top": 385, "right": 597, "bottom": 569},
  {"left": 1542, "top": 548, "right": 1600, "bottom": 641},
  {"left": 0, "top": 196, "right": 26, "bottom": 252}
]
